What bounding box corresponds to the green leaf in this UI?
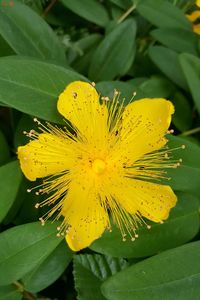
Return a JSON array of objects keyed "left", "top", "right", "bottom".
[
  {"left": 71, "top": 34, "right": 102, "bottom": 75},
  {"left": 69, "top": 34, "right": 102, "bottom": 62},
  {"left": 0, "top": 57, "right": 85, "bottom": 123},
  {"left": 138, "top": 76, "right": 174, "bottom": 98},
  {"left": 0, "top": 130, "right": 10, "bottom": 166},
  {"left": 110, "top": 5, "right": 124, "bottom": 21},
  {"left": 171, "top": 91, "right": 192, "bottom": 132},
  {"left": 0, "top": 34, "right": 14, "bottom": 57},
  {"left": 109, "top": 0, "right": 132, "bottom": 9},
  {"left": 0, "top": 0, "right": 66, "bottom": 62},
  {"left": 101, "top": 241, "right": 200, "bottom": 300},
  {"left": 137, "top": 0, "right": 191, "bottom": 30},
  {"left": 74, "top": 254, "right": 129, "bottom": 300},
  {"left": 0, "top": 285, "right": 22, "bottom": 300},
  {"left": 22, "top": 241, "right": 72, "bottom": 293},
  {"left": 179, "top": 53, "right": 200, "bottom": 115},
  {"left": 0, "top": 222, "right": 64, "bottom": 286},
  {"left": 90, "top": 192, "right": 199, "bottom": 258},
  {"left": 148, "top": 46, "right": 188, "bottom": 90},
  {"left": 0, "top": 161, "right": 22, "bottom": 223},
  {"left": 167, "top": 135, "right": 200, "bottom": 195},
  {"left": 14, "top": 115, "right": 37, "bottom": 149},
  {"left": 96, "top": 81, "right": 139, "bottom": 103},
  {"left": 151, "top": 28, "right": 198, "bottom": 55},
  {"left": 60, "top": 0, "right": 109, "bottom": 27},
  {"left": 89, "top": 19, "right": 136, "bottom": 81}
]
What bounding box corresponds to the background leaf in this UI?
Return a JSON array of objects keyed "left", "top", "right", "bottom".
[
  {"left": 0, "top": 0, "right": 66, "bottom": 62},
  {"left": 0, "top": 130, "right": 10, "bottom": 166},
  {"left": 101, "top": 241, "right": 200, "bottom": 300},
  {"left": 0, "top": 57, "right": 85, "bottom": 123},
  {"left": 61, "top": 0, "right": 109, "bottom": 27},
  {"left": 90, "top": 192, "right": 200, "bottom": 258},
  {"left": 22, "top": 240, "right": 72, "bottom": 293},
  {"left": 0, "top": 222, "right": 64, "bottom": 286},
  {"left": 167, "top": 135, "right": 200, "bottom": 196},
  {"left": 179, "top": 53, "right": 200, "bottom": 115},
  {"left": 148, "top": 46, "right": 188, "bottom": 89},
  {"left": 0, "top": 285, "right": 22, "bottom": 300},
  {"left": 74, "top": 254, "right": 129, "bottom": 300},
  {"left": 0, "top": 161, "right": 22, "bottom": 223},
  {"left": 89, "top": 19, "right": 136, "bottom": 81},
  {"left": 151, "top": 28, "right": 198, "bottom": 55},
  {"left": 137, "top": 0, "right": 191, "bottom": 30}
]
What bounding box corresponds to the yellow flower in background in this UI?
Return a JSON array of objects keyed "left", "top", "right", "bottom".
[
  {"left": 18, "top": 81, "right": 178, "bottom": 251},
  {"left": 187, "top": 0, "right": 200, "bottom": 34}
]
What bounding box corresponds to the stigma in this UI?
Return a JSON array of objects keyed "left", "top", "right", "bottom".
[{"left": 92, "top": 159, "right": 106, "bottom": 175}]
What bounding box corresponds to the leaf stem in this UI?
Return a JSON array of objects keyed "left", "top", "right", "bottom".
[
  {"left": 42, "top": 0, "right": 58, "bottom": 17},
  {"left": 180, "top": 127, "right": 200, "bottom": 137},
  {"left": 117, "top": 4, "right": 136, "bottom": 24},
  {"left": 13, "top": 281, "right": 37, "bottom": 300}
]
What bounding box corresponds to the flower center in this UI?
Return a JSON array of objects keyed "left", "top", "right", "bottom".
[{"left": 92, "top": 159, "right": 106, "bottom": 175}]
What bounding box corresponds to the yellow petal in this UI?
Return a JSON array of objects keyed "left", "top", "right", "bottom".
[
  {"left": 18, "top": 133, "right": 75, "bottom": 181},
  {"left": 57, "top": 81, "right": 108, "bottom": 142},
  {"left": 62, "top": 178, "right": 108, "bottom": 251},
  {"left": 115, "top": 98, "right": 174, "bottom": 163},
  {"left": 186, "top": 10, "right": 200, "bottom": 22},
  {"left": 197, "top": 0, "right": 200, "bottom": 7},
  {"left": 109, "top": 177, "right": 177, "bottom": 223}
]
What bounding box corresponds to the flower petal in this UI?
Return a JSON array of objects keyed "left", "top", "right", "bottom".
[
  {"left": 62, "top": 179, "right": 108, "bottom": 251},
  {"left": 187, "top": 10, "right": 200, "bottom": 22},
  {"left": 109, "top": 177, "right": 177, "bottom": 223},
  {"left": 115, "top": 98, "right": 174, "bottom": 163},
  {"left": 18, "top": 133, "right": 75, "bottom": 181},
  {"left": 193, "top": 24, "right": 200, "bottom": 35},
  {"left": 57, "top": 81, "right": 108, "bottom": 141}
]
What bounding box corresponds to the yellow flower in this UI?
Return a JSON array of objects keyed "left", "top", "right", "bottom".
[
  {"left": 187, "top": 1, "right": 200, "bottom": 34},
  {"left": 18, "top": 81, "right": 178, "bottom": 251}
]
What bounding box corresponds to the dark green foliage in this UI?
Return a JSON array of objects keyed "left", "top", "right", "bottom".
[{"left": 0, "top": 0, "right": 200, "bottom": 299}]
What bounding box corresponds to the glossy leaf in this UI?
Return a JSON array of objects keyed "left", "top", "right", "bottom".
[
  {"left": 0, "top": 222, "right": 63, "bottom": 286},
  {"left": 90, "top": 192, "right": 199, "bottom": 258},
  {"left": 137, "top": 0, "right": 191, "bottom": 30},
  {"left": 102, "top": 241, "right": 200, "bottom": 300},
  {"left": 69, "top": 34, "right": 102, "bottom": 63},
  {"left": 151, "top": 28, "right": 198, "bottom": 55},
  {"left": 61, "top": 0, "right": 109, "bottom": 27},
  {"left": 109, "top": 0, "right": 132, "bottom": 9},
  {"left": 0, "top": 0, "right": 66, "bottom": 62},
  {"left": 171, "top": 91, "right": 192, "bottom": 132},
  {"left": 89, "top": 19, "right": 136, "bottom": 81},
  {"left": 0, "top": 57, "right": 85, "bottom": 123},
  {"left": 71, "top": 34, "right": 102, "bottom": 75},
  {"left": 0, "top": 285, "right": 22, "bottom": 300},
  {"left": 0, "top": 161, "right": 22, "bottom": 223},
  {"left": 167, "top": 135, "right": 200, "bottom": 195},
  {"left": 22, "top": 241, "right": 72, "bottom": 293},
  {"left": 138, "top": 76, "right": 174, "bottom": 98},
  {"left": 0, "top": 130, "right": 10, "bottom": 166},
  {"left": 179, "top": 53, "right": 200, "bottom": 114},
  {"left": 149, "top": 46, "right": 188, "bottom": 90},
  {"left": 96, "top": 81, "right": 140, "bottom": 103},
  {"left": 74, "top": 254, "right": 129, "bottom": 300}
]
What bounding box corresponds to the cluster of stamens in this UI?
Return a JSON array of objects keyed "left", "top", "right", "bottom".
[{"left": 22, "top": 88, "right": 186, "bottom": 242}]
